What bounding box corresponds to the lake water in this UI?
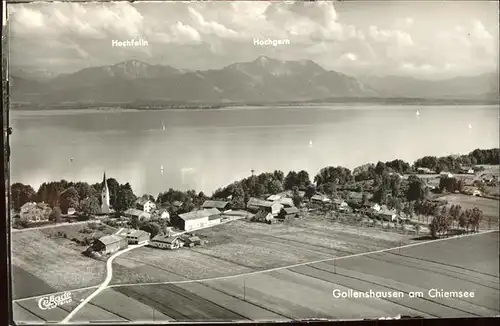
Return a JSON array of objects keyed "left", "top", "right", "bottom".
[{"left": 9, "top": 105, "right": 499, "bottom": 196}]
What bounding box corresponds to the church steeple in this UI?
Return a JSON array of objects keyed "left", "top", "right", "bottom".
[
  {"left": 102, "top": 172, "right": 108, "bottom": 190},
  {"left": 100, "top": 171, "right": 110, "bottom": 214}
]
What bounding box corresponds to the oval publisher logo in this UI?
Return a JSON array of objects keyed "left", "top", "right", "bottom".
[{"left": 38, "top": 292, "right": 73, "bottom": 310}]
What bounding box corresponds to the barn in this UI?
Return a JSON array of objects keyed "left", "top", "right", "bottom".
[
  {"left": 178, "top": 208, "right": 221, "bottom": 231},
  {"left": 247, "top": 197, "right": 283, "bottom": 215},
  {"left": 150, "top": 235, "right": 182, "bottom": 250},
  {"left": 92, "top": 235, "right": 127, "bottom": 254},
  {"left": 202, "top": 200, "right": 231, "bottom": 212},
  {"left": 116, "top": 229, "right": 151, "bottom": 244}
]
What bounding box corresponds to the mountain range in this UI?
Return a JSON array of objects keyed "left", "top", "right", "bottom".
[{"left": 9, "top": 56, "right": 499, "bottom": 105}]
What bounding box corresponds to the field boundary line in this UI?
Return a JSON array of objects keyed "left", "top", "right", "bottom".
[{"left": 108, "top": 230, "right": 498, "bottom": 288}]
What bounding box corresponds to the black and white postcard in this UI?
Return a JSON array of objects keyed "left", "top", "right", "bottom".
[{"left": 6, "top": 0, "right": 499, "bottom": 324}]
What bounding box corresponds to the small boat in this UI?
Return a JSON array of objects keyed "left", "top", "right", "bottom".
[
  {"left": 309, "top": 140, "right": 313, "bottom": 147},
  {"left": 416, "top": 110, "right": 420, "bottom": 116},
  {"left": 468, "top": 123, "right": 472, "bottom": 129},
  {"left": 162, "top": 122, "right": 166, "bottom": 131}
]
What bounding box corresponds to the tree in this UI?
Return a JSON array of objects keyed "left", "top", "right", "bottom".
[
  {"left": 292, "top": 187, "right": 302, "bottom": 207},
  {"left": 60, "top": 187, "right": 80, "bottom": 214},
  {"left": 407, "top": 175, "right": 428, "bottom": 202},
  {"left": 439, "top": 177, "right": 461, "bottom": 193},
  {"left": 314, "top": 166, "right": 352, "bottom": 186},
  {"left": 37, "top": 181, "right": 66, "bottom": 207},
  {"left": 317, "top": 181, "right": 337, "bottom": 197},
  {"left": 469, "top": 207, "right": 483, "bottom": 233},
  {"left": 114, "top": 183, "right": 137, "bottom": 212},
  {"left": 385, "top": 159, "right": 411, "bottom": 174},
  {"left": 50, "top": 206, "right": 63, "bottom": 223},
  {"left": 353, "top": 163, "right": 376, "bottom": 181},
  {"left": 80, "top": 197, "right": 100, "bottom": 216},
  {"left": 106, "top": 178, "right": 120, "bottom": 208},
  {"left": 430, "top": 214, "right": 452, "bottom": 238},
  {"left": 373, "top": 187, "right": 389, "bottom": 204},
  {"left": 273, "top": 170, "right": 285, "bottom": 183},
  {"left": 297, "top": 170, "right": 311, "bottom": 188},
  {"left": 284, "top": 171, "right": 298, "bottom": 190},
  {"left": 140, "top": 194, "right": 156, "bottom": 202},
  {"left": 458, "top": 212, "right": 467, "bottom": 231},
  {"left": 414, "top": 224, "right": 421, "bottom": 235},
  {"left": 403, "top": 201, "right": 415, "bottom": 218},
  {"left": 374, "top": 161, "right": 387, "bottom": 176},
  {"left": 10, "top": 183, "right": 36, "bottom": 211},
  {"left": 305, "top": 184, "right": 316, "bottom": 199},
  {"left": 361, "top": 192, "right": 369, "bottom": 206},
  {"left": 74, "top": 182, "right": 97, "bottom": 201},
  {"left": 140, "top": 222, "right": 161, "bottom": 238},
  {"left": 230, "top": 184, "right": 246, "bottom": 209},
  {"left": 414, "top": 156, "right": 438, "bottom": 172},
  {"left": 268, "top": 179, "right": 284, "bottom": 195},
  {"left": 392, "top": 198, "right": 403, "bottom": 214}
]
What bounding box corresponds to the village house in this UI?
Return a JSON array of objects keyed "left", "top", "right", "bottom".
[
  {"left": 459, "top": 166, "right": 475, "bottom": 174},
  {"left": 177, "top": 208, "right": 221, "bottom": 231},
  {"left": 463, "top": 186, "right": 482, "bottom": 197},
  {"left": 182, "top": 235, "right": 202, "bottom": 247},
  {"left": 311, "top": 193, "right": 332, "bottom": 203},
  {"left": 388, "top": 172, "right": 404, "bottom": 179},
  {"left": 152, "top": 208, "right": 170, "bottom": 221},
  {"left": 116, "top": 229, "right": 151, "bottom": 244},
  {"left": 265, "top": 194, "right": 294, "bottom": 207},
  {"left": 253, "top": 210, "right": 274, "bottom": 224},
  {"left": 135, "top": 198, "right": 156, "bottom": 213},
  {"left": 278, "top": 207, "right": 300, "bottom": 220},
  {"left": 277, "top": 197, "right": 294, "bottom": 207},
  {"left": 266, "top": 194, "right": 282, "bottom": 202},
  {"left": 91, "top": 235, "right": 128, "bottom": 254},
  {"left": 149, "top": 235, "right": 182, "bottom": 250},
  {"left": 333, "top": 199, "right": 349, "bottom": 211},
  {"left": 347, "top": 192, "right": 365, "bottom": 205},
  {"left": 417, "top": 167, "right": 435, "bottom": 174},
  {"left": 202, "top": 200, "right": 231, "bottom": 212},
  {"left": 246, "top": 197, "right": 283, "bottom": 215},
  {"left": 19, "top": 202, "right": 52, "bottom": 224},
  {"left": 220, "top": 210, "right": 254, "bottom": 221},
  {"left": 377, "top": 207, "right": 398, "bottom": 221},
  {"left": 123, "top": 208, "right": 151, "bottom": 221},
  {"left": 439, "top": 171, "right": 454, "bottom": 178},
  {"left": 277, "top": 190, "right": 305, "bottom": 198},
  {"left": 371, "top": 203, "right": 382, "bottom": 212}
]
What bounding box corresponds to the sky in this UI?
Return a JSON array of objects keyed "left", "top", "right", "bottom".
[{"left": 7, "top": 0, "right": 500, "bottom": 79}]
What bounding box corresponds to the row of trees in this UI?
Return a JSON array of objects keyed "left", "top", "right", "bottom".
[
  {"left": 11, "top": 178, "right": 137, "bottom": 216},
  {"left": 156, "top": 189, "right": 208, "bottom": 214},
  {"left": 430, "top": 205, "right": 483, "bottom": 238},
  {"left": 414, "top": 148, "right": 499, "bottom": 174}
]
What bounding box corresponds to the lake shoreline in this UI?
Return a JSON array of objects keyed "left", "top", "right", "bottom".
[
  {"left": 10, "top": 97, "right": 499, "bottom": 112},
  {"left": 10, "top": 103, "right": 500, "bottom": 117}
]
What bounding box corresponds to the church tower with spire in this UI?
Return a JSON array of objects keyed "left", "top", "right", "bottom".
[{"left": 101, "top": 172, "right": 111, "bottom": 214}]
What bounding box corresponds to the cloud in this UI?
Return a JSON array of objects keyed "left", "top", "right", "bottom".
[
  {"left": 7, "top": 1, "right": 499, "bottom": 78},
  {"left": 169, "top": 22, "right": 202, "bottom": 43},
  {"left": 368, "top": 26, "right": 414, "bottom": 47},
  {"left": 395, "top": 17, "right": 414, "bottom": 29}
]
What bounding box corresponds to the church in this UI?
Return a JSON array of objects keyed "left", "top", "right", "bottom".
[{"left": 101, "top": 172, "right": 111, "bottom": 214}]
